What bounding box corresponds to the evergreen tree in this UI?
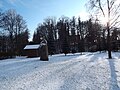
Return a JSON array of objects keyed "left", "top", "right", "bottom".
[{"left": 62, "top": 36, "right": 70, "bottom": 56}]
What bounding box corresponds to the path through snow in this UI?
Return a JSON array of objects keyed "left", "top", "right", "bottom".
[{"left": 0, "top": 52, "right": 120, "bottom": 90}]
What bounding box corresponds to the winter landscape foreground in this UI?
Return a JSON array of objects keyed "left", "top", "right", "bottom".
[{"left": 0, "top": 52, "right": 120, "bottom": 90}]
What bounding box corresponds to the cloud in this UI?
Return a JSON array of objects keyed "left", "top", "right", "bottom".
[
  {"left": 8, "top": 0, "right": 16, "bottom": 4},
  {"left": 0, "top": 1, "right": 3, "bottom": 8},
  {"left": 7, "top": 0, "right": 40, "bottom": 9},
  {"left": 18, "top": 0, "right": 28, "bottom": 7},
  {"left": 8, "top": 0, "right": 27, "bottom": 8}
]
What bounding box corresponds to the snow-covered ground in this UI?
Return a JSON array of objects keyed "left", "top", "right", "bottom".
[{"left": 0, "top": 52, "right": 120, "bottom": 90}]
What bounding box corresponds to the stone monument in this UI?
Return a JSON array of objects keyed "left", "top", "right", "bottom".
[{"left": 40, "top": 38, "right": 49, "bottom": 61}]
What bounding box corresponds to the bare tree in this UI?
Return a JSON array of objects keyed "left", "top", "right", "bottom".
[
  {"left": 58, "top": 16, "right": 70, "bottom": 55},
  {"left": 87, "top": 0, "right": 120, "bottom": 58},
  {"left": 0, "top": 9, "right": 29, "bottom": 56},
  {"left": 2, "top": 9, "right": 17, "bottom": 56}
]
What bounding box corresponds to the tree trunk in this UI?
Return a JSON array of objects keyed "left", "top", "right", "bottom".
[
  {"left": 107, "top": 0, "right": 112, "bottom": 59},
  {"left": 107, "top": 22, "right": 112, "bottom": 59}
]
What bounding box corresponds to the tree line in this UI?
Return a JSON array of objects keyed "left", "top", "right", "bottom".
[
  {"left": 0, "top": 9, "right": 29, "bottom": 59},
  {"left": 33, "top": 0, "right": 120, "bottom": 58},
  {"left": 33, "top": 16, "right": 120, "bottom": 56}
]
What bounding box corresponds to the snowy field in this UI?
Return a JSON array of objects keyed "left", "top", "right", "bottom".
[{"left": 0, "top": 52, "right": 120, "bottom": 90}]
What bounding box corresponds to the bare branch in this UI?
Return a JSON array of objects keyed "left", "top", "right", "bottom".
[
  {"left": 112, "top": 23, "right": 120, "bottom": 29},
  {"left": 110, "top": 21, "right": 120, "bottom": 29},
  {"left": 98, "top": 0, "right": 105, "bottom": 17},
  {"left": 110, "top": 0, "right": 117, "bottom": 9},
  {"left": 110, "top": 14, "right": 120, "bottom": 26},
  {"left": 111, "top": 3, "right": 120, "bottom": 16}
]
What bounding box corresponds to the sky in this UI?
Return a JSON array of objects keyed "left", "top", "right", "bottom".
[{"left": 0, "top": 0, "right": 89, "bottom": 41}]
